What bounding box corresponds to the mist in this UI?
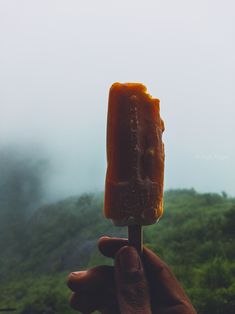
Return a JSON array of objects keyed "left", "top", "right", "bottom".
[{"left": 1, "top": 0, "right": 234, "bottom": 202}]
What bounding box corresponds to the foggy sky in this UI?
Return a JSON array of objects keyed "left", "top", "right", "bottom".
[{"left": 1, "top": 0, "right": 234, "bottom": 200}]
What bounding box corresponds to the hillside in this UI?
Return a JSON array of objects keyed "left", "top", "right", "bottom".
[{"left": 0, "top": 189, "right": 234, "bottom": 313}]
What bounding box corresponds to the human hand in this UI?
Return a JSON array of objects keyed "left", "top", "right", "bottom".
[{"left": 67, "top": 237, "right": 196, "bottom": 314}]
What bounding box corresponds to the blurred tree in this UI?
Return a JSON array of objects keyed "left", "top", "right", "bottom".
[{"left": 221, "top": 191, "right": 227, "bottom": 198}]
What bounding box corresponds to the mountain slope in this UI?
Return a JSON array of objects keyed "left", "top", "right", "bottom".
[{"left": 0, "top": 189, "right": 234, "bottom": 313}]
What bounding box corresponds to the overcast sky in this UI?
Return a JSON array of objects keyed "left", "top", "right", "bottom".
[{"left": 0, "top": 0, "right": 234, "bottom": 199}]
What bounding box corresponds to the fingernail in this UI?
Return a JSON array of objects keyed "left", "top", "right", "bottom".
[
  {"left": 101, "top": 235, "right": 110, "bottom": 240},
  {"left": 70, "top": 271, "right": 87, "bottom": 278},
  {"left": 118, "top": 246, "right": 141, "bottom": 272}
]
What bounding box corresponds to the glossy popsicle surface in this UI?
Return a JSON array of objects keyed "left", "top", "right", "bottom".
[{"left": 104, "top": 82, "right": 165, "bottom": 226}]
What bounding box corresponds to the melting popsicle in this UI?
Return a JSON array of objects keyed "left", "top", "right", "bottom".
[{"left": 104, "top": 82, "right": 165, "bottom": 250}]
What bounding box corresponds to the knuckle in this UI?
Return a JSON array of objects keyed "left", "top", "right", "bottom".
[
  {"left": 121, "top": 270, "right": 144, "bottom": 284},
  {"left": 119, "top": 282, "right": 148, "bottom": 308}
]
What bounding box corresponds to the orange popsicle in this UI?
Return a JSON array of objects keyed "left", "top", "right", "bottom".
[{"left": 104, "top": 82, "right": 165, "bottom": 226}]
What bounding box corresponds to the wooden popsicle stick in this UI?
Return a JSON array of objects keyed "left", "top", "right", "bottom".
[{"left": 128, "top": 224, "right": 143, "bottom": 254}]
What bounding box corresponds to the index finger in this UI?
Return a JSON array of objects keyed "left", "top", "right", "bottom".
[
  {"left": 98, "top": 236, "right": 128, "bottom": 257},
  {"left": 98, "top": 236, "right": 166, "bottom": 270}
]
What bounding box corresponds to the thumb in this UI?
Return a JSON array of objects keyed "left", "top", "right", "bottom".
[{"left": 115, "top": 246, "right": 152, "bottom": 314}]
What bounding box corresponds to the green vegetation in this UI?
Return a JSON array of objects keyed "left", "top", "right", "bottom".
[{"left": 0, "top": 189, "right": 234, "bottom": 313}]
